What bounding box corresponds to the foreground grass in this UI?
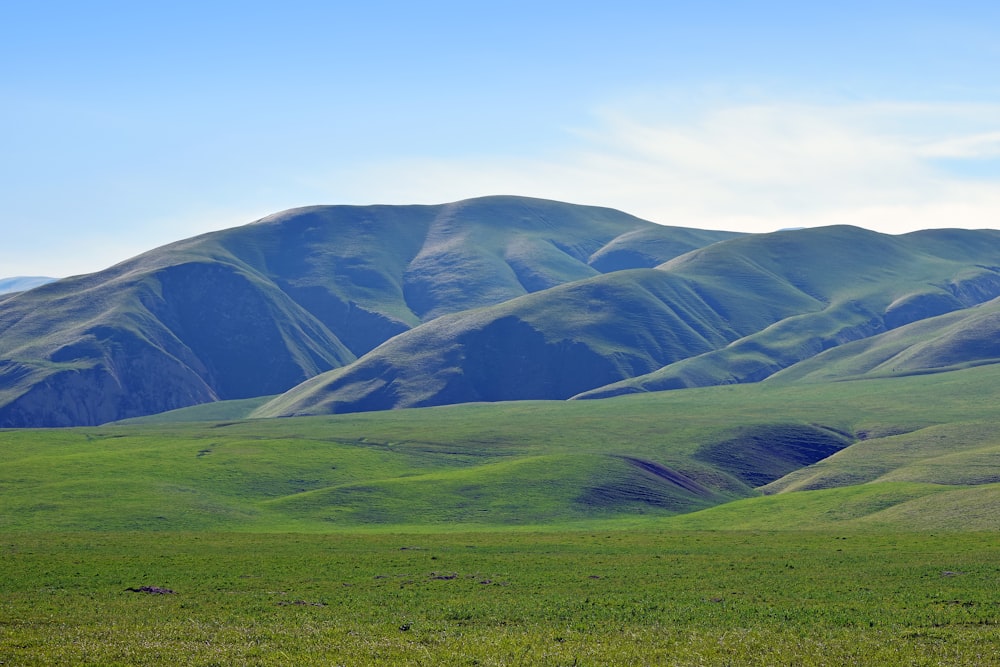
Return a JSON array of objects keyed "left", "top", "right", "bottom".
[{"left": 2, "top": 530, "right": 998, "bottom": 665}]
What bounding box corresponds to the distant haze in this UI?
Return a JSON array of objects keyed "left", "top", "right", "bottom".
[{"left": 0, "top": 277, "right": 56, "bottom": 295}]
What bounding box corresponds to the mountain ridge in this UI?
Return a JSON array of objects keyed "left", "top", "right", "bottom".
[
  {"left": 0, "top": 196, "right": 735, "bottom": 426},
  {"left": 259, "top": 223, "right": 1000, "bottom": 416},
  {"left": 6, "top": 196, "right": 1000, "bottom": 427}
]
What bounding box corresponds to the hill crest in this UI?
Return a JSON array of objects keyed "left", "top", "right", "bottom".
[{"left": 0, "top": 196, "right": 734, "bottom": 426}]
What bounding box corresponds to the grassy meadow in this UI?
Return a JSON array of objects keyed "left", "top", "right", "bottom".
[
  {"left": 2, "top": 530, "right": 998, "bottom": 665},
  {"left": 3, "top": 365, "right": 1000, "bottom": 663}
]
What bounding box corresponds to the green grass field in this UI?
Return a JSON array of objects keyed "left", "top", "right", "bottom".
[
  {"left": 6, "top": 364, "right": 1000, "bottom": 532},
  {"left": 4, "top": 366, "right": 1000, "bottom": 663},
  {"left": 2, "top": 530, "right": 998, "bottom": 665}
]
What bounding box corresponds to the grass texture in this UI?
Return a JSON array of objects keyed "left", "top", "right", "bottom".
[
  {"left": 5, "top": 364, "right": 1000, "bottom": 532},
  {"left": 1, "top": 530, "right": 997, "bottom": 665},
  {"left": 4, "top": 353, "right": 1000, "bottom": 664}
]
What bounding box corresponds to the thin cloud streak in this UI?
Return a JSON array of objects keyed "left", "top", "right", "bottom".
[
  {"left": 10, "top": 101, "right": 999, "bottom": 278},
  {"left": 920, "top": 131, "right": 1000, "bottom": 159}
]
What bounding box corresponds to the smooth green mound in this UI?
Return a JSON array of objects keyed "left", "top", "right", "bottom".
[{"left": 664, "top": 482, "right": 993, "bottom": 530}]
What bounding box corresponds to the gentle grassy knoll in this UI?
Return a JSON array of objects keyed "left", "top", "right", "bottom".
[
  {"left": 1, "top": 530, "right": 997, "bottom": 665},
  {"left": 662, "top": 482, "right": 1000, "bottom": 531}
]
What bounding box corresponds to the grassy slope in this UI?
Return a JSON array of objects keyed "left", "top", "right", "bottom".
[
  {"left": 252, "top": 267, "right": 818, "bottom": 416},
  {"left": 6, "top": 364, "right": 1000, "bottom": 532},
  {"left": 765, "top": 297, "right": 1000, "bottom": 384},
  {"left": 263, "top": 224, "right": 1000, "bottom": 417},
  {"left": 5, "top": 366, "right": 1000, "bottom": 666},
  {"left": 384, "top": 195, "right": 736, "bottom": 320},
  {"left": 114, "top": 395, "right": 277, "bottom": 424},
  {"left": 0, "top": 197, "right": 733, "bottom": 427},
  {"left": 662, "top": 482, "right": 1000, "bottom": 531},
  {"left": 577, "top": 226, "right": 1000, "bottom": 398},
  {"left": 0, "top": 250, "right": 357, "bottom": 426}
]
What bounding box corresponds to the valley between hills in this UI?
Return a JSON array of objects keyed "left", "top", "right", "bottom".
[
  {"left": 5, "top": 195, "right": 1000, "bottom": 430},
  {"left": 5, "top": 194, "right": 1000, "bottom": 528},
  {"left": 3, "top": 195, "right": 1000, "bottom": 664}
]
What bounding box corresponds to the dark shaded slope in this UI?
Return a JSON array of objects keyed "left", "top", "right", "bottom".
[
  {"left": 253, "top": 268, "right": 819, "bottom": 417},
  {"left": 0, "top": 260, "right": 353, "bottom": 427},
  {"left": 577, "top": 456, "right": 739, "bottom": 514},
  {"left": 694, "top": 424, "right": 853, "bottom": 487},
  {"left": 0, "top": 196, "right": 734, "bottom": 426},
  {"left": 262, "top": 224, "right": 1000, "bottom": 417},
  {"left": 202, "top": 203, "right": 435, "bottom": 355}
]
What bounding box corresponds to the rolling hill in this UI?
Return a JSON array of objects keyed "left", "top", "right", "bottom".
[
  {"left": 0, "top": 196, "right": 732, "bottom": 427},
  {"left": 252, "top": 266, "right": 816, "bottom": 416},
  {"left": 4, "top": 364, "right": 1000, "bottom": 531},
  {"left": 6, "top": 196, "right": 1000, "bottom": 430},
  {"left": 5, "top": 194, "right": 1000, "bottom": 531},
  {"left": 258, "top": 224, "right": 1000, "bottom": 416}
]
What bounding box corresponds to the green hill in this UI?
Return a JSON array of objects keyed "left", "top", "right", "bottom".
[
  {"left": 5, "top": 364, "right": 1000, "bottom": 531},
  {"left": 9, "top": 197, "right": 1000, "bottom": 428},
  {"left": 252, "top": 267, "right": 816, "bottom": 416},
  {"left": 764, "top": 296, "right": 1000, "bottom": 383},
  {"left": 261, "top": 225, "right": 1000, "bottom": 416},
  {"left": 0, "top": 196, "right": 731, "bottom": 427},
  {"left": 576, "top": 226, "right": 1000, "bottom": 399}
]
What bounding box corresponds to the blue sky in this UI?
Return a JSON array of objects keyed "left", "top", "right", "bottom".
[{"left": 3, "top": 1, "right": 1000, "bottom": 277}]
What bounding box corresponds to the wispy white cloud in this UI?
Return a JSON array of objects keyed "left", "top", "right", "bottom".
[
  {"left": 326, "top": 100, "right": 1000, "bottom": 235},
  {"left": 29, "top": 99, "right": 998, "bottom": 278},
  {"left": 919, "top": 131, "right": 1000, "bottom": 159}
]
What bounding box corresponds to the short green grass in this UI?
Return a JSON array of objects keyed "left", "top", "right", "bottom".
[
  {"left": 4, "top": 363, "right": 1000, "bottom": 663},
  {"left": 662, "top": 482, "right": 978, "bottom": 530},
  {"left": 115, "top": 395, "right": 277, "bottom": 425},
  {"left": 2, "top": 530, "right": 997, "bottom": 665},
  {"left": 6, "top": 364, "right": 1000, "bottom": 532}
]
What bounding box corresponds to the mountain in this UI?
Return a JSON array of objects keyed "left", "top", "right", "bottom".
[
  {"left": 0, "top": 196, "right": 735, "bottom": 427},
  {"left": 0, "top": 276, "right": 56, "bottom": 295},
  {"left": 575, "top": 227, "right": 1000, "bottom": 398},
  {"left": 7, "top": 198, "right": 1000, "bottom": 530},
  {"left": 7, "top": 194, "right": 1000, "bottom": 429},
  {"left": 258, "top": 225, "right": 1000, "bottom": 417},
  {"left": 252, "top": 267, "right": 816, "bottom": 416}
]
